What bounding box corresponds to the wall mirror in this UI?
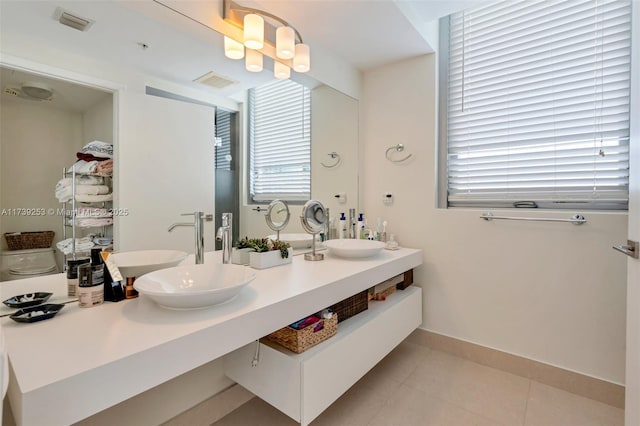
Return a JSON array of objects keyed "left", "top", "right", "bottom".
[{"left": 0, "top": 1, "right": 359, "bottom": 267}]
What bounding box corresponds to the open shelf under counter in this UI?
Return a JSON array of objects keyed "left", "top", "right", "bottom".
[{"left": 223, "top": 285, "right": 422, "bottom": 426}]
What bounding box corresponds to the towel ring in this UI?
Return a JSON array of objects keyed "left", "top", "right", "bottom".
[
  {"left": 320, "top": 152, "right": 341, "bottom": 168},
  {"left": 385, "top": 144, "right": 412, "bottom": 163}
]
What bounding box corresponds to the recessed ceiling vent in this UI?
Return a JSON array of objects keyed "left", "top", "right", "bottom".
[
  {"left": 194, "top": 71, "right": 237, "bottom": 89},
  {"left": 54, "top": 7, "right": 94, "bottom": 32}
]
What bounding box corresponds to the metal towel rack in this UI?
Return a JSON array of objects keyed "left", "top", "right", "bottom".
[
  {"left": 480, "top": 212, "right": 587, "bottom": 225},
  {"left": 385, "top": 144, "right": 412, "bottom": 163},
  {"left": 320, "top": 152, "right": 341, "bottom": 168}
]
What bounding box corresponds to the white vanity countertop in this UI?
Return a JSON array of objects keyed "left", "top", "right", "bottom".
[{"left": 1, "top": 248, "right": 422, "bottom": 425}]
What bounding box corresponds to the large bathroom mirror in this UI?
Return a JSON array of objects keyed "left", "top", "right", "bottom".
[{"left": 0, "top": 1, "right": 359, "bottom": 272}]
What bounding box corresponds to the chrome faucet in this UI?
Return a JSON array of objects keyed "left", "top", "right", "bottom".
[
  {"left": 168, "top": 211, "right": 213, "bottom": 264},
  {"left": 216, "top": 213, "right": 233, "bottom": 264},
  {"left": 349, "top": 208, "right": 356, "bottom": 239}
]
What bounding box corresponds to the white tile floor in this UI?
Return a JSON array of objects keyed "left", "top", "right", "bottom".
[{"left": 213, "top": 341, "right": 624, "bottom": 426}]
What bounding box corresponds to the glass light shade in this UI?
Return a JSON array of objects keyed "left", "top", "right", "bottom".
[
  {"left": 274, "top": 61, "right": 291, "bottom": 80},
  {"left": 244, "top": 14, "right": 264, "bottom": 49},
  {"left": 245, "top": 49, "right": 263, "bottom": 72},
  {"left": 293, "top": 43, "right": 310, "bottom": 72},
  {"left": 276, "top": 26, "right": 295, "bottom": 59},
  {"left": 224, "top": 36, "right": 244, "bottom": 59}
]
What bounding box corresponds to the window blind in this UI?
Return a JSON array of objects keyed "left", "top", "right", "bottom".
[
  {"left": 215, "top": 109, "right": 232, "bottom": 171},
  {"left": 249, "top": 79, "right": 311, "bottom": 202},
  {"left": 445, "top": 0, "right": 631, "bottom": 209}
]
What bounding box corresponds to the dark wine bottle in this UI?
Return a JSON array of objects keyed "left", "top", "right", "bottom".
[{"left": 100, "top": 251, "right": 125, "bottom": 302}]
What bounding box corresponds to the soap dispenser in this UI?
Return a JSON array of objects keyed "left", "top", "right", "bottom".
[
  {"left": 339, "top": 213, "right": 347, "bottom": 239},
  {"left": 357, "top": 214, "right": 365, "bottom": 239}
]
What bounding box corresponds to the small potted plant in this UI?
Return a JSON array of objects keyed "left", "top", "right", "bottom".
[
  {"left": 231, "top": 237, "right": 255, "bottom": 265},
  {"left": 249, "top": 238, "right": 293, "bottom": 270}
]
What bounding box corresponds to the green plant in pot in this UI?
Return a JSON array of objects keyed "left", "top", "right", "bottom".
[{"left": 236, "top": 237, "right": 291, "bottom": 259}]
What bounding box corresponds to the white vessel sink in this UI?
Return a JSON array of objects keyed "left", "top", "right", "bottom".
[
  {"left": 323, "top": 239, "right": 387, "bottom": 259},
  {"left": 110, "top": 250, "right": 188, "bottom": 278},
  {"left": 133, "top": 263, "right": 256, "bottom": 310},
  {"left": 267, "top": 233, "right": 318, "bottom": 249}
]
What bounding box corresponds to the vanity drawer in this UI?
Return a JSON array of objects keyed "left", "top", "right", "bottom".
[{"left": 223, "top": 285, "right": 422, "bottom": 426}]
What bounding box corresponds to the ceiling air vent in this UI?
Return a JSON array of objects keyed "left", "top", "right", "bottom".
[
  {"left": 194, "top": 71, "right": 237, "bottom": 89},
  {"left": 3, "top": 87, "right": 21, "bottom": 97},
  {"left": 54, "top": 7, "right": 94, "bottom": 32}
]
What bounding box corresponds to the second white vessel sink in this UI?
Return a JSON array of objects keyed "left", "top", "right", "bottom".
[
  {"left": 323, "top": 239, "right": 387, "bottom": 259},
  {"left": 133, "top": 263, "right": 256, "bottom": 309},
  {"left": 110, "top": 250, "right": 188, "bottom": 278},
  {"left": 267, "top": 233, "right": 318, "bottom": 249}
]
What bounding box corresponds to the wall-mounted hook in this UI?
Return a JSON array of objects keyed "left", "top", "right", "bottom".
[
  {"left": 385, "top": 144, "right": 412, "bottom": 163},
  {"left": 320, "top": 151, "right": 341, "bottom": 168}
]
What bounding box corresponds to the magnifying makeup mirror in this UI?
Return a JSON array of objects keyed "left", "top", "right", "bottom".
[
  {"left": 265, "top": 199, "right": 290, "bottom": 241},
  {"left": 300, "top": 200, "right": 327, "bottom": 261}
]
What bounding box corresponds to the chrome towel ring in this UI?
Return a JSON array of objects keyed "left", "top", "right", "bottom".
[
  {"left": 385, "top": 144, "right": 412, "bottom": 163},
  {"left": 320, "top": 152, "right": 341, "bottom": 168}
]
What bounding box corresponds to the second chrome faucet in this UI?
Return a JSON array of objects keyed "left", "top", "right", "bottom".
[
  {"left": 216, "top": 213, "right": 233, "bottom": 264},
  {"left": 168, "top": 211, "right": 213, "bottom": 265}
]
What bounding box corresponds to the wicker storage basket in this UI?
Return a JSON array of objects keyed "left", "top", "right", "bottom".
[
  {"left": 266, "top": 314, "right": 338, "bottom": 354},
  {"left": 4, "top": 231, "right": 55, "bottom": 250},
  {"left": 329, "top": 289, "right": 368, "bottom": 323}
]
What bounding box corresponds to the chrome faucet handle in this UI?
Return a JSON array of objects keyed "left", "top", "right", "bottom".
[{"left": 180, "top": 212, "right": 213, "bottom": 221}]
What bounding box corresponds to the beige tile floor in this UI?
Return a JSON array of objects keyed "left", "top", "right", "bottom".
[{"left": 213, "top": 341, "right": 624, "bottom": 426}]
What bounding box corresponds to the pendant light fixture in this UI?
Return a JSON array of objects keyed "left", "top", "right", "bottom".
[
  {"left": 243, "top": 13, "right": 264, "bottom": 49},
  {"left": 274, "top": 61, "right": 290, "bottom": 80},
  {"left": 224, "top": 36, "right": 244, "bottom": 59},
  {"left": 276, "top": 26, "right": 295, "bottom": 59},
  {"left": 245, "top": 49, "right": 263, "bottom": 72},
  {"left": 293, "top": 43, "right": 310, "bottom": 73},
  {"left": 223, "top": 0, "right": 310, "bottom": 78}
]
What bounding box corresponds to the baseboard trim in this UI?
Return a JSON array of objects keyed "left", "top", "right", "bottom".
[
  {"left": 407, "top": 329, "right": 625, "bottom": 409},
  {"left": 162, "top": 384, "right": 254, "bottom": 426}
]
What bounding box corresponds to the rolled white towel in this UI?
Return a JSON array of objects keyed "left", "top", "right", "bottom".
[
  {"left": 79, "top": 141, "right": 113, "bottom": 159},
  {"left": 71, "top": 217, "right": 114, "bottom": 228},
  {"left": 70, "top": 160, "right": 98, "bottom": 175},
  {"left": 56, "top": 237, "right": 95, "bottom": 255},
  {"left": 56, "top": 185, "right": 111, "bottom": 203},
  {"left": 75, "top": 193, "right": 113, "bottom": 203},
  {"left": 56, "top": 176, "right": 104, "bottom": 190}
]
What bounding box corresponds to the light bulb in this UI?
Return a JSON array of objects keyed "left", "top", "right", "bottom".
[
  {"left": 245, "top": 49, "right": 263, "bottom": 72},
  {"left": 274, "top": 61, "right": 290, "bottom": 80},
  {"left": 293, "top": 43, "right": 310, "bottom": 73},
  {"left": 244, "top": 14, "right": 264, "bottom": 49},
  {"left": 276, "top": 26, "right": 295, "bottom": 59},
  {"left": 224, "top": 36, "right": 244, "bottom": 59}
]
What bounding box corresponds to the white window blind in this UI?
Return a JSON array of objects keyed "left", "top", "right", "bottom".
[
  {"left": 215, "top": 109, "right": 232, "bottom": 171},
  {"left": 249, "top": 79, "right": 311, "bottom": 202},
  {"left": 445, "top": 0, "right": 631, "bottom": 209}
]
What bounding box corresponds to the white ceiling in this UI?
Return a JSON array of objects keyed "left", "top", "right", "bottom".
[
  {"left": 0, "top": 0, "right": 485, "bottom": 102},
  {"left": 0, "top": 67, "right": 111, "bottom": 113}
]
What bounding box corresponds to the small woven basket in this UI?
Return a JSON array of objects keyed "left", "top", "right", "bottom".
[
  {"left": 266, "top": 314, "right": 338, "bottom": 353},
  {"left": 329, "top": 290, "right": 368, "bottom": 323},
  {"left": 4, "top": 231, "right": 55, "bottom": 250}
]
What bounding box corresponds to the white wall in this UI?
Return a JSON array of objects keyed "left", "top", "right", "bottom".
[
  {"left": 0, "top": 98, "right": 83, "bottom": 252},
  {"left": 361, "top": 54, "right": 628, "bottom": 384},
  {"left": 83, "top": 96, "right": 114, "bottom": 144},
  {"left": 311, "top": 85, "right": 359, "bottom": 225},
  {"left": 117, "top": 92, "right": 215, "bottom": 254}
]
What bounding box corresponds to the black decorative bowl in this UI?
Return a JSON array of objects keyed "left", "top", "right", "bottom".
[
  {"left": 3, "top": 292, "right": 53, "bottom": 309},
  {"left": 9, "top": 304, "right": 64, "bottom": 323}
]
